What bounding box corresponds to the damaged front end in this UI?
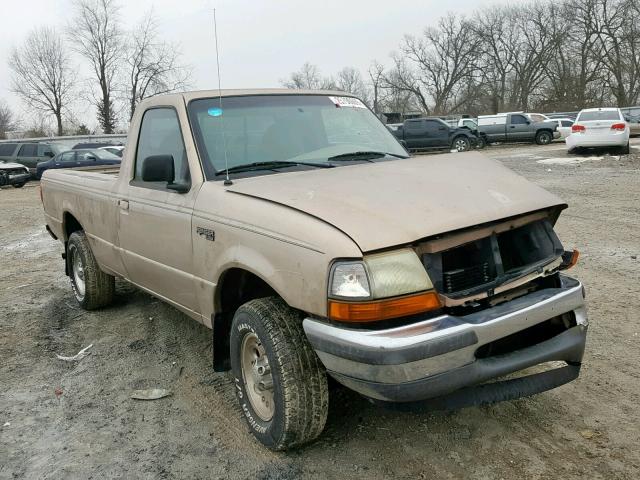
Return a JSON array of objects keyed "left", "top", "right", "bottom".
[{"left": 303, "top": 209, "right": 587, "bottom": 408}]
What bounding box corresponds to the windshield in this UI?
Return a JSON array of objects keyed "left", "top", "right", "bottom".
[
  {"left": 188, "top": 95, "right": 407, "bottom": 178},
  {"left": 578, "top": 111, "right": 621, "bottom": 122}
]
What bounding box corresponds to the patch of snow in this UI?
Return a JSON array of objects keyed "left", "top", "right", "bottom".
[{"left": 536, "top": 156, "right": 603, "bottom": 165}]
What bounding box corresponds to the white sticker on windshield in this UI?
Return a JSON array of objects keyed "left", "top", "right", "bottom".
[{"left": 328, "top": 96, "right": 367, "bottom": 109}]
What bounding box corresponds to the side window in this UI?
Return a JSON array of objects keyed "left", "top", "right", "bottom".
[
  {"left": 0, "top": 143, "right": 18, "bottom": 156},
  {"left": 510, "top": 115, "right": 528, "bottom": 125},
  {"left": 38, "top": 144, "right": 53, "bottom": 157},
  {"left": 18, "top": 144, "right": 38, "bottom": 157},
  {"left": 60, "top": 152, "right": 76, "bottom": 163},
  {"left": 404, "top": 120, "right": 424, "bottom": 131},
  {"left": 424, "top": 120, "right": 441, "bottom": 132},
  {"left": 134, "top": 108, "right": 189, "bottom": 185},
  {"left": 561, "top": 120, "right": 573, "bottom": 127}
]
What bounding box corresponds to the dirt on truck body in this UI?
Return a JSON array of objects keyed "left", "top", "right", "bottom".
[{"left": 40, "top": 88, "right": 587, "bottom": 450}]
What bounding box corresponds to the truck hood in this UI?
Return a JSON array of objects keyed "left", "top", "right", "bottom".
[{"left": 226, "top": 152, "right": 566, "bottom": 252}]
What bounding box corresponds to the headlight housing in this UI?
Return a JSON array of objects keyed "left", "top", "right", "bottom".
[{"left": 328, "top": 249, "right": 441, "bottom": 322}]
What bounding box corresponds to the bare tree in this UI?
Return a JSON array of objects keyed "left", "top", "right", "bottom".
[
  {"left": 9, "top": 27, "right": 75, "bottom": 136},
  {"left": 68, "top": 0, "right": 122, "bottom": 133},
  {"left": 125, "top": 12, "right": 192, "bottom": 121},
  {"left": 0, "top": 101, "right": 19, "bottom": 139},
  {"left": 281, "top": 62, "right": 335, "bottom": 90},
  {"left": 399, "top": 14, "right": 478, "bottom": 114},
  {"left": 334, "top": 67, "right": 370, "bottom": 104}
]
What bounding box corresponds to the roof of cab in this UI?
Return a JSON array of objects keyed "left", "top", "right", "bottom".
[
  {"left": 579, "top": 107, "right": 620, "bottom": 112},
  {"left": 140, "top": 89, "right": 353, "bottom": 106}
]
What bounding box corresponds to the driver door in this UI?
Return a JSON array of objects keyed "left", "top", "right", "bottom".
[{"left": 117, "top": 104, "right": 200, "bottom": 314}]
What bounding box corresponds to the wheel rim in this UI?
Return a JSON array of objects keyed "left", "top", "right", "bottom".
[
  {"left": 241, "top": 332, "right": 275, "bottom": 421},
  {"left": 455, "top": 139, "right": 468, "bottom": 151},
  {"left": 70, "top": 246, "right": 86, "bottom": 298},
  {"left": 540, "top": 133, "right": 551, "bottom": 144}
]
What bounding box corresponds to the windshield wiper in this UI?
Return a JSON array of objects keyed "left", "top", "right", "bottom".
[
  {"left": 215, "top": 160, "right": 333, "bottom": 176},
  {"left": 327, "top": 151, "right": 408, "bottom": 162}
]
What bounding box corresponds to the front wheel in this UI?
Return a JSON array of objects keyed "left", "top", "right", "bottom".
[
  {"left": 230, "top": 297, "right": 329, "bottom": 450},
  {"left": 475, "top": 135, "right": 486, "bottom": 149},
  {"left": 67, "top": 231, "right": 115, "bottom": 310},
  {"left": 535, "top": 131, "right": 553, "bottom": 145},
  {"left": 452, "top": 136, "right": 471, "bottom": 152},
  {"left": 12, "top": 183, "right": 26, "bottom": 188}
]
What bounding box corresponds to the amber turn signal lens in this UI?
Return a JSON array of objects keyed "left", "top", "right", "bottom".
[
  {"left": 560, "top": 249, "right": 580, "bottom": 270},
  {"left": 328, "top": 291, "right": 442, "bottom": 323}
]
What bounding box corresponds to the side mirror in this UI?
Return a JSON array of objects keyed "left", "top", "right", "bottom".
[{"left": 142, "top": 155, "right": 175, "bottom": 182}]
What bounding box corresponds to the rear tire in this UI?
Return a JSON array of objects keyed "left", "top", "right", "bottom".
[
  {"left": 67, "top": 231, "right": 115, "bottom": 310},
  {"left": 12, "top": 183, "right": 25, "bottom": 188},
  {"left": 535, "top": 131, "right": 553, "bottom": 145},
  {"left": 475, "top": 135, "right": 486, "bottom": 149},
  {"left": 230, "top": 297, "right": 329, "bottom": 451},
  {"left": 619, "top": 142, "right": 630, "bottom": 155}
]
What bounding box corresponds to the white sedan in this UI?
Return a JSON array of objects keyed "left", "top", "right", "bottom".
[
  {"left": 566, "top": 108, "right": 630, "bottom": 154},
  {"left": 550, "top": 118, "right": 575, "bottom": 139}
]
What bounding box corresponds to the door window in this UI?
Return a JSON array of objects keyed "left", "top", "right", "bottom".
[
  {"left": 17, "top": 144, "right": 38, "bottom": 157},
  {"left": 510, "top": 115, "right": 528, "bottom": 125},
  {"left": 59, "top": 152, "right": 76, "bottom": 163},
  {"left": 404, "top": 120, "right": 425, "bottom": 132},
  {"left": 134, "top": 108, "right": 189, "bottom": 185},
  {"left": 424, "top": 120, "right": 445, "bottom": 132},
  {"left": 38, "top": 144, "right": 54, "bottom": 157}
]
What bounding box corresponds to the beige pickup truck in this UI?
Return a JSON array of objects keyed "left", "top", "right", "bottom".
[{"left": 41, "top": 89, "right": 587, "bottom": 450}]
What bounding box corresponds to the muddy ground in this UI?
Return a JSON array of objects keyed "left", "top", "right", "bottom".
[{"left": 1, "top": 140, "right": 639, "bottom": 479}]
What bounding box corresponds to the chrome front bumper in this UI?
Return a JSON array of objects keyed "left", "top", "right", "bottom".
[{"left": 303, "top": 275, "right": 587, "bottom": 403}]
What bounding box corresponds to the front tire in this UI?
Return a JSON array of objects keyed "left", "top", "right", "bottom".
[
  {"left": 230, "top": 297, "right": 329, "bottom": 450},
  {"left": 452, "top": 136, "right": 471, "bottom": 152},
  {"left": 12, "top": 183, "right": 25, "bottom": 188},
  {"left": 535, "top": 131, "right": 553, "bottom": 145},
  {"left": 67, "top": 231, "right": 115, "bottom": 310}
]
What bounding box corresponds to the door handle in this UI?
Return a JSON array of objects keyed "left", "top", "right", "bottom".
[
  {"left": 510, "top": 125, "right": 516, "bottom": 128},
  {"left": 118, "top": 199, "right": 129, "bottom": 210}
]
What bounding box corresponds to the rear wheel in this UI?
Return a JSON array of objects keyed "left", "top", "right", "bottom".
[
  {"left": 12, "top": 183, "right": 25, "bottom": 188},
  {"left": 475, "top": 135, "right": 486, "bottom": 149},
  {"left": 535, "top": 131, "right": 553, "bottom": 145},
  {"left": 619, "top": 142, "right": 630, "bottom": 155},
  {"left": 67, "top": 231, "right": 115, "bottom": 310},
  {"left": 230, "top": 297, "right": 329, "bottom": 450},
  {"left": 452, "top": 136, "right": 471, "bottom": 152}
]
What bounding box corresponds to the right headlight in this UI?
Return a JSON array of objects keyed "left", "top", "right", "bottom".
[{"left": 328, "top": 249, "right": 441, "bottom": 323}]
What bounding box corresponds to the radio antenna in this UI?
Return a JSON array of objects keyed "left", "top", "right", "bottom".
[{"left": 213, "top": 8, "right": 232, "bottom": 186}]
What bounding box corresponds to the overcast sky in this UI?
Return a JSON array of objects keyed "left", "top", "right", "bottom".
[{"left": 0, "top": 0, "right": 509, "bottom": 129}]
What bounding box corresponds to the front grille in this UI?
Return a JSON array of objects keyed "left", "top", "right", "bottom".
[
  {"left": 422, "top": 219, "right": 563, "bottom": 298},
  {"left": 443, "top": 262, "right": 491, "bottom": 294}
]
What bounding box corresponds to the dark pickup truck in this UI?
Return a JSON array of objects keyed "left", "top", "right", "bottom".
[
  {"left": 391, "top": 117, "right": 480, "bottom": 152},
  {"left": 478, "top": 113, "right": 560, "bottom": 145}
]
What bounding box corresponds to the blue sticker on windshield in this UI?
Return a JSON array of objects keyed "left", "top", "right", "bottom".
[{"left": 207, "top": 107, "right": 223, "bottom": 117}]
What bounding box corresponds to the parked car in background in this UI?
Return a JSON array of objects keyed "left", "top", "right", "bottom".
[
  {"left": 36, "top": 148, "right": 121, "bottom": 179},
  {"left": 527, "top": 113, "right": 552, "bottom": 123},
  {"left": 566, "top": 108, "right": 630, "bottom": 154},
  {"left": 72, "top": 142, "right": 124, "bottom": 150},
  {"left": 392, "top": 117, "right": 481, "bottom": 152},
  {"left": 478, "top": 113, "right": 560, "bottom": 145},
  {"left": 620, "top": 108, "right": 640, "bottom": 137},
  {"left": 0, "top": 160, "right": 31, "bottom": 188},
  {"left": 0, "top": 142, "right": 66, "bottom": 175},
  {"left": 456, "top": 118, "right": 487, "bottom": 148},
  {"left": 549, "top": 118, "right": 575, "bottom": 139},
  {"left": 99, "top": 145, "right": 125, "bottom": 157}
]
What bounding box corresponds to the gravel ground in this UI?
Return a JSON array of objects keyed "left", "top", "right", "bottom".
[{"left": 1, "top": 140, "right": 639, "bottom": 479}]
